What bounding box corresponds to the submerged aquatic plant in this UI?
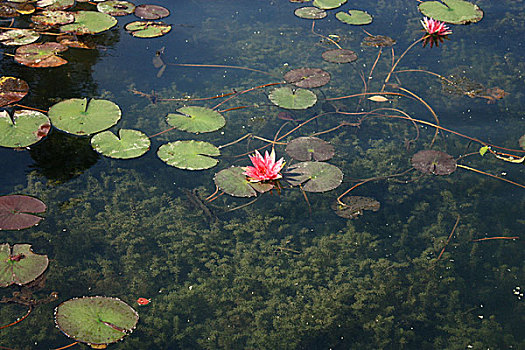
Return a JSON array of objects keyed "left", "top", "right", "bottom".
[
  {"left": 421, "top": 17, "right": 452, "bottom": 47},
  {"left": 243, "top": 149, "right": 285, "bottom": 182}
]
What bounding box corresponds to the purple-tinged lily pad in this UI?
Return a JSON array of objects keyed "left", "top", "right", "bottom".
[
  {"left": 362, "top": 34, "right": 396, "bottom": 48},
  {"left": 14, "top": 42, "right": 68, "bottom": 68},
  {"left": 0, "top": 243, "right": 49, "bottom": 287},
  {"left": 214, "top": 166, "right": 274, "bottom": 197},
  {"left": 134, "top": 4, "right": 170, "bottom": 20},
  {"left": 285, "top": 161, "right": 343, "bottom": 192},
  {"left": 322, "top": 49, "right": 357, "bottom": 63},
  {"left": 0, "top": 76, "right": 29, "bottom": 107},
  {"left": 284, "top": 68, "right": 331, "bottom": 88},
  {"left": 294, "top": 7, "right": 327, "bottom": 20},
  {"left": 0, "top": 195, "right": 46, "bottom": 230},
  {"left": 332, "top": 196, "right": 380, "bottom": 219},
  {"left": 412, "top": 150, "right": 457, "bottom": 175},
  {"left": 286, "top": 137, "right": 334, "bottom": 161}
]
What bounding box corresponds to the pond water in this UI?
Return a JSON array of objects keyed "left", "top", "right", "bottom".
[{"left": 0, "top": 1, "right": 523, "bottom": 349}]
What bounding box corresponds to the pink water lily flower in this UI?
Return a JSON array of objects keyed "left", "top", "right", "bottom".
[
  {"left": 243, "top": 149, "right": 285, "bottom": 182},
  {"left": 420, "top": 17, "right": 452, "bottom": 47}
]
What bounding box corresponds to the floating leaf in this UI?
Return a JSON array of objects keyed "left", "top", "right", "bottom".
[
  {"left": 36, "top": 0, "right": 75, "bottom": 11},
  {"left": 48, "top": 98, "right": 121, "bottom": 135},
  {"left": 0, "top": 243, "right": 49, "bottom": 287},
  {"left": 14, "top": 42, "right": 68, "bottom": 68},
  {"left": 0, "top": 29, "right": 40, "bottom": 46},
  {"left": 286, "top": 137, "right": 334, "bottom": 161},
  {"left": 268, "top": 87, "right": 317, "bottom": 110},
  {"left": 60, "top": 11, "right": 117, "bottom": 35},
  {"left": 97, "top": 1, "right": 135, "bottom": 16},
  {"left": 519, "top": 135, "right": 525, "bottom": 150},
  {"left": 321, "top": 49, "right": 357, "bottom": 63},
  {"left": 332, "top": 196, "right": 380, "bottom": 219},
  {"left": 0, "top": 110, "right": 50, "bottom": 148},
  {"left": 313, "top": 0, "right": 347, "bottom": 10},
  {"left": 91, "top": 129, "right": 150, "bottom": 159},
  {"left": 418, "top": 0, "right": 483, "bottom": 24},
  {"left": 368, "top": 95, "right": 389, "bottom": 102},
  {"left": 157, "top": 140, "right": 220, "bottom": 170},
  {"left": 285, "top": 161, "right": 343, "bottom": 192},
  {"left": 0, "top": 195, "right": 46, "bottom": 230},
  {"left": 125, "top": 21, "right": 171, "bottom": 38},
  {"left": 55, "top": 296, "right": 139, "bottom": 347},
  {"left": 412, "top": 150, "right": 457, "bottom": 175},
  {"left": 213, "top": 166, "right": 273, "bottom": 197},
  {"left": 134, "top": 4, "right": 170, "bottom": 20},
  {"left": 31, "top": 10, "right": 75, "bottom": 26},
  {"left": 166, "top": 106, "right": 225, "bottom": 133},
  {"left": 362, "top": 34, "right": 396, "bottom": 48},
  {"left": 0, "top": 76, "right": 29, "bottom": 107},
  {"left": 284, "top": 68, "right": 331, "bottom": 88},
  {"left": 336, "top": 10, "right": 373, "bottom": 25},
  {"left": 294, "top": 7, "right": 327, "bottom": 19},
  {"left": 479, "top": 146, "right": 489, "bottom": 156}
]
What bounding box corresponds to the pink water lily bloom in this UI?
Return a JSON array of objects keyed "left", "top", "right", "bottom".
[
  {"left": 420, "top": 17, "right": 452, "bottom": 47},
  {"left": 243, "top": 149, "right": 285, "bottom": 182}
]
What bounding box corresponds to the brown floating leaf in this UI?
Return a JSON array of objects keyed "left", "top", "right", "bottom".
[
  {"left": 411, "top": 150, "right": 457, "bottom": 175},
  {"left": 362, "top": 34, "right": 396, "bottom": 48},
  {"left": 284, "top": 67, "right": 331, "bottom": 88},
  {"left": 0, "top": 76, "right": 29, "bottom": 107},
  {"left": 0, "top": 195, "right": 46, "bottom": 230},
  {"left": 285, "top": 136, "right": 335, "bottom": 161},
  {"left": 14, "top": 42, "right": 68, "bottom": 68},
  {"left": 332, "top": 196, "right": 380, "bottom": 219},
  {"left": 321, "top": 49, "right": 357, "bottom": 63}
]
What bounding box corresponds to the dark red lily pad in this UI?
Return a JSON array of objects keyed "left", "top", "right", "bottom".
[
  {"left": 286, "top": 137, "right": 335, "bottom": 161},
  {"left": 0, "top": 195, "right": 46, "bottom": 230},
  {"left": 362, "top": 34, "right": 396, "bottom": 48},
  {"left": 332, "top": 196, "right": 380, "bottom": 219},
  {"left": 411, "top": 150, "right": 457, "bottom": 175},
  {"left": 14, "top": 42, "right": 68, "bottom": 68},
  {"left": 0, "top": 76, "right": 29, "bottom": 107},
  {"left": 322, "top": 49, "right": 357, "bottom": 63},
  {"left": 134, "top": 4, "right": 170, "bottom": 20},
  {"left": 284, "top": 68, "right": 331, "bottom": 88}
]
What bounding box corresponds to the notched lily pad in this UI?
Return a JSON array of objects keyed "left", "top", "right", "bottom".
[
  {"left": 214, "top": 166, "right": 273, "bottom": 197},
  {"left": 134, "top": 4, "right": 170, "bottom": 20},
  {"left": 0, "top": 29, "right": 40, "bottom": 46},
  {"left": 412, "top": 150, "right": 457, "bottom": 175},
  {"left": 0, "top": 243, "right": 49, "bottom": 287},
  {"left": 322, "top": 49, "right": 357, "bottom": 63},
  {"left": 294, "top": 7, "right": 327, "bottom": 19},
  {"left": 268, "top": 87, "right": 317, "bottom": 110},
  {"left": 418, "top": 0, "right": 483, "bottom": 24},
  {"left": 0, "top": 110, "right": 51, "bottom": 148},
  {"left": 125, "top": 21, "right": 171, "bottom": 38},
  {"left": 14, "top": 42, "right": 68, "bottom": 68},
  {"left": 166, "top": 106, "right": 225, "bottom": 133},
  {"left": 0, "top": 76, "right": 29, "bottom": 107},
  {"left": 157, "top": 140, "right": 220, "bottom": 170},
  {"left": 332, "top": 196, "right": 380, "bottom": 219},
  {"left": 60, "top": 11, "right": 117, "bottom": 35},
  {"left": 91, "top": 129, "right": 150, "bottom": 159},
  {"left": 285, "top": 161, "right": 343, "bottom": 192},
  {"left": 0, "top": 195, "right": 46, "bottom": 230},
  {"left": 55, "top": 296, "right": 139, "bottom": 347},
  {"left": 97, "top": 1, "right": 136, "bottom": 16},
  {"left": 286, "top": 137, "right": 334, "bottom": 161},
  {"left": 336, "top": 10, "right": 373, "bottom": 25},
  {"left": 284, "top": 68, "right": 331, "bottom": 88}
]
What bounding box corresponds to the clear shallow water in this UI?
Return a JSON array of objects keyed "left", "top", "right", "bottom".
[{"left": 0, "top": 1, "right": 523, "bottom": 349}]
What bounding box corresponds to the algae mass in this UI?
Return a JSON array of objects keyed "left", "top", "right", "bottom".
[{"left": 0, "top": 0, "right": 524, "bottom": 349}]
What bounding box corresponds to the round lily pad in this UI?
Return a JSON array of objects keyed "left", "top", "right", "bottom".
[
  {"left": 0, "top": 29, "right": 40, "bottom": 46},
  {"left": 125, "top": 21, "right": 172, "bottom": 38},
  {"left": 157, "top": 140, "right": 220, "bottom": 170},
  {"left": 313, "top": 0, "right": 347, "bottom": 10},
  {"left": 0, "top": 243, "right": 49, "bottom": 287},
  {"left": 268, "top": 87, "right": 317, "bottom": 110},
  {"left": 286, "top": 137, "right": 334, "bottom": 161},
  {"left": 166, "top": 106, "right": 225, "bottom": 133},
  {"left": 214, "top": 166, "right": 273, "bottom": 197},
  {"left": 91, "top": 129, "right": 150, "bottom": 159},
  {"left": 31, "top": 10, "right": 74, "bottom": 26},
  {"left": 332, "top": 196, "right": 380, "bottom": 219},
  {"left": 134, "top": 4, "right": 170, "bottom": 20},
  {"left": 55, "top": 296, "right": 139, "bottom": 347},
  {"left": 14, "top": 42, "right": 68, "bottom": 68},
  {"left": 48, "top": 98, "right": 121, "bottom": 136},
  {"left": 0, "top": 110, "right": 50, "bottom": 148},
  {"left": 322, "top": 49, "right": 357, "bottom": 63},
  {"left": 0, "top": 76, "right": 29, "bottom": 107},
  {"left": 418, "top": 0, "right": 483, "bottom": 24},
  {"left": 60, "top": 11, "right": 117, "bottom": 35},
  {"left": 36, "top": 0, "right": 75, "bottom": 11},
  {"left": 285, "top": 161, "right": 343, "bottom": 192},
  {"left": 284, "top": 68, "right": 331, "bottom": 88},
  {"left": 97, "top": 1, "right": 135, "bottom": 16},
  {"left": 294, "top": 7, "right": 327, "bottom": 19},
  {"left": 362, "top": 34, "right": 396, "bottom": 48},
  {"left": 411, "top": 150, "right": 457, "bottom": 175},
  {"left": 336, "top": 10, "right": 373, "bottom": 25},
  {"left": 0, "top": 195, "right": 46, "bottom": 230}
]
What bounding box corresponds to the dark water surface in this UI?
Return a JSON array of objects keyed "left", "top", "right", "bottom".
[{"left": 1, "top": 1, "right": 523, "bottom": 349}]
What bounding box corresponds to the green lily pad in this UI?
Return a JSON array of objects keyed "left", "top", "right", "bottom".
[
  {"left": 36, "top": 0, "right": 75, "bottom": 11},
  {"left": 0, "top": 195, "right": 46, "bottom": 230},
  {"left": 294, "top": 7, "right": 327, "bottom": 19},
  {"left": 0, "top": 110, "right": 50, "bottom": 148},
  {"left": 157, "top": 140, "right": 220, "bottom": 170},
  {"left": 0, "top": 243, "right": 49, "bottom": 287},
  {"left": 134, "top": 4, "right": 170, "bottom": 20},
  {"left": 313, "top": 0, "right": 347, "bottom": 10},
  {"left": 166, "top": 106, "right": 225, "bottom": 133},
  {"left": 285, "top": 161, "right": 343, "bottom": 192},
  {"left": 411, "top": 150, "right": 457, "bottom": 175},
  {"left": 0, "top": 76, "right": 29, "bottom": 107},
  {"left": 332, "top": 196, "right": 380, "bottom": 219},
  {"left": 336, "top": 10, "right": 373, "bottom": 25},
  {"left": 214, "top": 166, "right": 273, "bottom": 197},
  {"left": 91, "top": 129, "right": 150, "bottom": 159},
  {"left": 31, "top": 10, "right": 75, "bottom": 26},
  {"left": 322, "top": 49, "right": 357, "bottom": 63},
  {"left": 14, "top": 42, "right": 68, "bottom": 68},
  {"left": 284, "top": 68, "right": 331, "bottom": 88},
  {"left": 60, "top": 11, "right": 117, "bottom": 35},
  {"left": 97, "top": 1, "right": 135, "bottom": 16},
  {"left": 48, "top": 98, "right": 121, "bottom": 136},
  {"left": 285, "top": 137, "right": 334, "bottom": 161},
  {"left": 268, "top": 87, "right": 317, "bottom": 110},
  {"left": 418, "top": 0, "right": 483, "bottom": 24},
  {"left": 0, "top": 29, "right": 40, "bottom": 46},
  {"left": 55, "top": 296, "right": 139, "bottom": 347},
  {"left": 125, "top": 21, "right": 172, "bottom": 38}
]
